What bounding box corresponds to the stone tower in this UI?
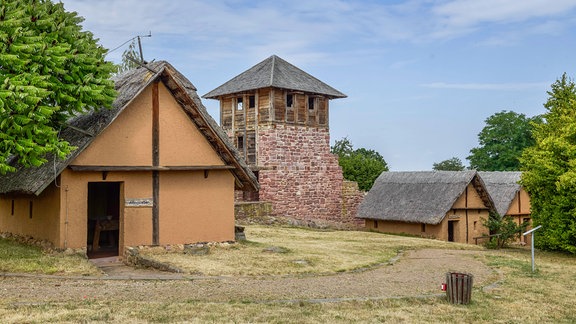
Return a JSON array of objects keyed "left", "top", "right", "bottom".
[{"left": 204, "top": 55, "right": 362, "bottom": 225}]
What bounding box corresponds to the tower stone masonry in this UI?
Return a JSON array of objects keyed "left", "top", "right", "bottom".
[{"left": 204, "top": 55, "right": 363, "bottom": 226}]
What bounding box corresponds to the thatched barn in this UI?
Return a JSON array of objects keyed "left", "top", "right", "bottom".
[
  {"left": 0, "top": 61, "right": 258, "bottom": 258},
  {"left": 357, "top": 171, "right": 495, "bottom": 243},
  {"left": 478, "top": 171, "right": 531, "bottom": 244},
  {"left": 203, "top": 55, "right": 364, "bottom": 226}
]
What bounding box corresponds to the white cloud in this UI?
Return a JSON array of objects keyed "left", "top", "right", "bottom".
[
  {"left": 61, "top": 0, "right": 576, "bottom": 65},
  {"left": 421, "top": 82, "right": 549, "bottom": 90},
  {"left": 433, "top": 0, "right": 576, "bottom": 27}
]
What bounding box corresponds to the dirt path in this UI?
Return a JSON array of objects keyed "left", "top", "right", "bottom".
[{"left": 0, "top": 249, "right": 495, "bottom": 304}]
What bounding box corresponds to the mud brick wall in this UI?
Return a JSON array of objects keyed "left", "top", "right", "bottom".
[{"left": 255, "top": 124, "right": 363, "bottom": 226}]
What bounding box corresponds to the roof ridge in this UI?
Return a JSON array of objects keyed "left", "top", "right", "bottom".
[
  {"left": 203, "top": 55, "right": 346, "bottom": 99},
  {"left": 269, "top": 55, "right": 276, "bottom": 86}
]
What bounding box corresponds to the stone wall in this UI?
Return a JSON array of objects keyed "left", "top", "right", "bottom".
[
  {"left": 234, "top": 201, "right": 273, "bottom": 219},
  {"left": 341, "top": 180, "right": 366, "bottom": 227},
  {"left": 251, "top": 124, "right": 364, "bottom": 227}
]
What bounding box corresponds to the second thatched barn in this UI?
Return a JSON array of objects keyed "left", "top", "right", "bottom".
[
  {"left": 479, "top": 171, "right": 531, "bottom": 244},
  {"left": 357, "top": 171, "right": 495, "bottom": 243}
]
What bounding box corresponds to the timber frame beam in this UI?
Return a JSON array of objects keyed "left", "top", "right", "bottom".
[{"left": 68, "top": 165, "right": 236, "bottom": 172}]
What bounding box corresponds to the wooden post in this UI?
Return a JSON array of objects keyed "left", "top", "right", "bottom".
[{"left": 152, "top": 81, "right": 160, "bottom": 245}]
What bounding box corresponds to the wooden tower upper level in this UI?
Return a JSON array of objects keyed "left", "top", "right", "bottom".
[{"left": 203, "top": 55, "right": 346, "bottom": 165}]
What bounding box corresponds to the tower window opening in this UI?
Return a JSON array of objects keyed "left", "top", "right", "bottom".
[
  {"left": 308, "top": 96, "right": 315, "bottom": 110},
  {"left": 286, "top": 94, "right": 294, "bottom": 108},
  {"left": 236, "top": 97, "right": 243, "bottom": 110},
  {"left": 237, "top": 136, "right": 244, "bottom": 150}
]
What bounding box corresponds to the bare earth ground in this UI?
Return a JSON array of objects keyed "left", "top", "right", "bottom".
[{"left": 0, "top": 249, "right": 496, "bottom": 304}]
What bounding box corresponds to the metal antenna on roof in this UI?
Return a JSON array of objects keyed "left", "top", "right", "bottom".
[
  {"left": 137, "top": 31, "right": 152, "bottom": 63},
  {"left": 108, "top": 32, "right": 152, "bottom": 56}
]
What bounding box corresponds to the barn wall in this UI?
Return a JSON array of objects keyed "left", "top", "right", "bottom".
[
  {"left": 59, "top": 169, "right": 236, "bottom": 249},
  {"left": 365, "top": 210, "right": 490, "bottom": 245},
  {"left": 159, "top": 170, "right": 235, "bottom": 244},
  {"left": 59, "top": 169, "right": 153, "bottom": 250},
  {"left": 158, "top": 83, "right": 225, "bottom": 166},
  {"left": 443, "top": 209, "right": 490, "bottom": 243},
  {"left": 506, "top": 188, "right": 532, "bottom": 244},
  {"left": 0, "top": 183, "right": 61, "bottom": 246},
  {"left": 452, "top": 183, "right": 487, "bottom": 209},
  {"left": 73, "top": 84, "right": 153, "bottom": 166},
  {"left": 506, "top": 188, "right": 531, "bottom": 216},
  {"left": 364, "top": 219, "right": 443, "bottom": 238}
]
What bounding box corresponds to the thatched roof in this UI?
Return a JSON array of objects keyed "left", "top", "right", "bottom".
[
  {"left": 478, "top": 171, "right": 522, "bottom": 216},
  {"left": 357, "top": 171, "right": 494, "bottom": 224},
  {"left": 0, "top": 61, "right": 259, "bottom": 195},
  {"left": 203, "top": 55, "right": 347, "bottom": 99}
]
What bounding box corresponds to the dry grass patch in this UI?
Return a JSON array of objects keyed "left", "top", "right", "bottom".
[
  {"left": 469, "top": 248, "right": 576, "bottom": 322},
  {"left": 140, "top": 225, "right": 482, "bottom": 276},
  {"left": 1, "top": 227, "right": 575, "bottom": 323}
]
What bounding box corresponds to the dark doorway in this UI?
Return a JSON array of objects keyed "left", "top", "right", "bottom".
[
  {"left": 448, "top": 221, "right": 455, "bottom": 242},
  {"left": 87, "top": 182, "right": 121, "bottom": 259}
]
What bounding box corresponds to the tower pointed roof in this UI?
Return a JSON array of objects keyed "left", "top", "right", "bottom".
[{"left": 203, "top": 55, "right": 346, "bottom": 99}]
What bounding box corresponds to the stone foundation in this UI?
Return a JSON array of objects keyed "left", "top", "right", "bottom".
[{"left": 235, "top": 201, "right": 273, "bottom": 219}]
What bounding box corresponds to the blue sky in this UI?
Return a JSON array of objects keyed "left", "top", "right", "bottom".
[{"left": 61, "top": 0, "right": 576, "bottom": 170}]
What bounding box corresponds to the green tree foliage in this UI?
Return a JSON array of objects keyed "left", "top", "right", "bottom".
[
  {"left": 432, "top": 157, "right": 465, "bottom": 171},
  {"left": 520, "top": 74, "right": 576, "bottom": 254},
  {"left": 0, "top": 0, "right": 116, "bottom": 173},
  {"left": 117, "top": 39, "right": 141, "bottom": 74},
  {"left": 482, "top": 212, "right": 529, "bottom": 249},
  {"left": 468, "top": 110, "right": 541, "bottom": 171},
  {"left": 331, "top": 137, "right": 389, "bottom": 191}
]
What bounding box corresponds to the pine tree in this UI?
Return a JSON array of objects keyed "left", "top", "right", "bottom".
[{"left": 0, "top": 0, "right": 116, "bottom": 173}]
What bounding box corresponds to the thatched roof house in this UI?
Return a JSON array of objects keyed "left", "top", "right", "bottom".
[
  {"left": 0, "top": 61, "right": 258, "bottom": 196},
  {"left": 358, "top": 171, "right": 494, "bottom": 223},
  {"left": 203, "top": 55, "right": 347, "bottom": 99},
  {"left": 358, "top": 171, "right": 495, "bottom": 243},
  {"left": 477, "top": 171, "right": 523, "bottom": 216},
  {"left": 0, "top": 61, "right": 258, "bottom": 257},
  {"left": 478, "top": 171, "right": 531, "bottom": 245}
]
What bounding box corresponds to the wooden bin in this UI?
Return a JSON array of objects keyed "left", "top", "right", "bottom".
[{"left": 445, "top": 272, "right": 473, "bottom": 304}]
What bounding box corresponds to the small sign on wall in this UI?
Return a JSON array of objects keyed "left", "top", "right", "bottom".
[{"left": 125, "top": 198, "right": 153, "bottom": 207}]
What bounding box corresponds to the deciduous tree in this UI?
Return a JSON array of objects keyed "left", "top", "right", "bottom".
[
  {"left": 0, "top": 0, "right": 116, "bottom": 173},
  {"left": 468, "top": 110, "right": 541, "bottom": 171},
  {"left": 520, "top": 74, "right": 576, "bottom": 254},
  {"left": 432, "top": 157, "right": 465, "bottom": 171},
  {"left": 482, "top": 212, "right": 529, "bottom": 249},
  {"left": 117, "top": 39, "right": 141, "bottom": 74},
  {"left": 331, "top": 137, "right": 388, "bottom": 191}
]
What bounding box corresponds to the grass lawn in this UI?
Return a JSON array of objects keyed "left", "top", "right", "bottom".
[
  {"left": 1, "top": 225, "right": 575, "bottom": 323},
  {"left": 138, "top": 225, "right": 482, "bottom": 276},
  {"left": 0, "top": 237, "right": 100, "bottom": 276}
]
